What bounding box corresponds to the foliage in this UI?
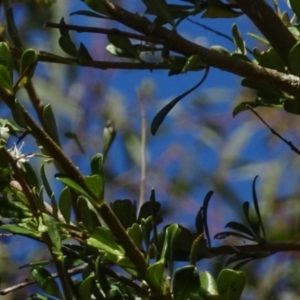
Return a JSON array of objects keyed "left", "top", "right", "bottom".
[{"left": 0, "top": 0, "right": 300, "bottom": 299}]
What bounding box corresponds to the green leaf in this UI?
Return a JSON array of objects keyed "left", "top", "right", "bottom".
[
  {"left": 79, "top": 271, "right": 94, "bottom": 299},
  {"left": 214, "top": 231, "right": 255, "bottom": 241},
  {"left": 58, "top": 187, "right": 71, "bottom": 223},
  {"left": 84, "top": 174, "right": 104, "bottom": 201},
  {"left": 90, "top": 153, "right": 103, "bottom": 176},
  {"left": 200, "top": 271, "right": 218, "bottom": 295},
  {"left": 289, "top": 41, "right": 300, "bottom": 77},
  {"left": 172, "top": 265, "right": 200, "bottom": 300},
  {"left": 290, "top": 0, "right": 300, "bottom": 20},
  {"left": 232, "top": 102, "right": 266, "bottom": 117},
  {"left": 181, "top": 55, "right": 206, "bottom": 73},
  {"left": 6, "top": 8, "right": 25, "bottom": 51},
  {"left": 56, "top": 175, "right": 90, "bottom": 197},
  {"left": 210, "top": 45, "right": 231, "bottom": 56},
  {"left": 87, "top": 227, "right": 124, "bottom": 256},
  {"left": 142, "top": 0, "right": 176, "bottom": 29},
  {"left": 260, "top": 47, "right": 286, "bottom": 73},
  {"left": 202, "top": 0, "right": 243, "bottom": 18},
  {"left": 77, "top": 196, "right": 102, "bottom": 232},
  {"left": 0, "top": 42, "right": 13, "bottom": 77},
  {"left": 232, "top": 24, "right": 246, "bottom": 55},
  {"left": 11, "top": 99, "right": 28, "bottom": 128},
  {"left": 160, "top": 224, "right": 179, "bottom": 260},
  {"left": 77, "top": 42, "right": 93, "bottom": 63},
  {"left": 111, "top": 199, "right": 137, "bottom": 229},
  {"left": 103, "top": 121, "right": 116, "bottom": 161},
  {"left": 225, "top": 221, "right": 255, "bottom": 238},
  {"left": 189, "top": 234, "right": 209, "bottom": 264},
  {"left": 58, "top": 18, "right": 78, "bottom": 58},
  {"left": 31, "top": 266, "right": 63, "bottom": 299},
  {"left": 146, "top": 259, "right": 167, "bottom": 295},
  {"left": 284, "top": 99, "right": 300, "bottom": 115},
  {"left": 106, "top": 34, "right": 139, "bottom": 59},
  {"left": 42, "top": 214, "right": 62, "bottom": 254},
  {"left": 138, "top": 200, "right": 161, "bottom": 222},
  {"left": 247, "top": 33, "right": 269, "bottom": 45},
  {"left": 0, "top": 65, "right": 13, "bottom": 92},
  {"left": 151, "top": 69, "right": 209, "bottom": 135},
  {"left": 41, "top": 163, "right": 54, "bottom": 199},
  {"left": 201, "top": 190, "right": 213, "bottom": 248},
  {"left": 16, "top": 49, "right": 38, "bottom": 90},
  {"left": 127, "top": 223, "right": 143, "bottom": 249},
  {"left": 217, "top": 269, "right": 246, "bottom": 300},
  {"left": 84, "top": 0, "right": 110, "bottom": 16},
  {"left": 27, "top": 293, "right": 56, "bottom": 300},
  {"left": 70, "top": 10, "right": 110, "bottom": 19},
  {"left": 1, "top": 224, "right": 41, "bottom": 238},
  {"left": 22, "top": 161, "right": 39, "bottom": 189},
  {"left": 65, "top": 131, "right": 86, "bottom": 154},
  {"left": 195, "top": 206, "right": 204, "bottom": 235},
  {"left": 252, "top": 176, "right": 265, "bottom": 240},
  {"left": 106, "top": 285, "right": 124, "bottom": 300},
  {"left": 42, "top": 104, "right": 61, "bottom": 147}
]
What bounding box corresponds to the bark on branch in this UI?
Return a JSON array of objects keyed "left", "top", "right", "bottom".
[
  {"left": 235, "top": 0, "right": 297, "bottom": 66},
  {"left": 102, "top": 0, "right": 300, "bottom": 98}
]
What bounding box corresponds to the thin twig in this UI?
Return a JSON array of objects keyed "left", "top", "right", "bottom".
[
  {"left": 137, "top": 88, "right": 147, "bottom": 207},
  {"left": 45, "top": 22, "right": 165, "bottom": 45},
  {"left": 187, "top": 18, "right": 254, "bottom": 55},
  {"left": 0, "top": 264, "right": 87, "bottom": 295},
  {"left": 246, "top": 104, "right": 300, "bottom": 156}
]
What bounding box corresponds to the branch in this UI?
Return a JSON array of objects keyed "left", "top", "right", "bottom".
[
  {"left": 246, "top": 105, "right": 300, "bottom": 156},
  {"left": 45, "top": 22, "right": 165, "bottom": 45},
  {"left": 101, "top": 1, "right": 300, "bottom": 98},
  {"left": 0, "top": 264, "right": 87, "bottom": 295},
  {"left": 11, "top": 48, "right": 171, "bottom": 70},
  {"left": 209, "top": 242, "right": 300, "bottom": 257},
  {"left": 235, "top": 0, "right": 296, "bottom": 65}
]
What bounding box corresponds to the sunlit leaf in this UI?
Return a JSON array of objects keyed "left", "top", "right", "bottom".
[
  {"left": 181, "top": 55, "right": 206, "bottom": 73},
  {"left": 247, "top": 33, "right": 269, "bottom": 45},
  {"left": 232, "top": 24, "right": 246, "bottom": 55},
  {"left": 1, "top": 224, "right": 41, "bottom": 238},
  {"left": 200, "top": 271, "right": 218, "bottom": 296},
  {"left": 87, "top": 227, "right": 124, "bottom": 256},
  {"left": 127, "top": 223, "right": 143, "bottom": 248},
  {"left": 146, "top": 259, "right": 167, "bottom": 295},
  {"left": 16, "top": 49, "right": 38, "bottom": 90}
]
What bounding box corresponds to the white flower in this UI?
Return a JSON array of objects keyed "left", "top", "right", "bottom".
[
  {"left": 0, "top": 125, "right": 10, "bottom": 143},
  {"left": 8, "top": 142, "right": 32, "bottom": 170}
]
